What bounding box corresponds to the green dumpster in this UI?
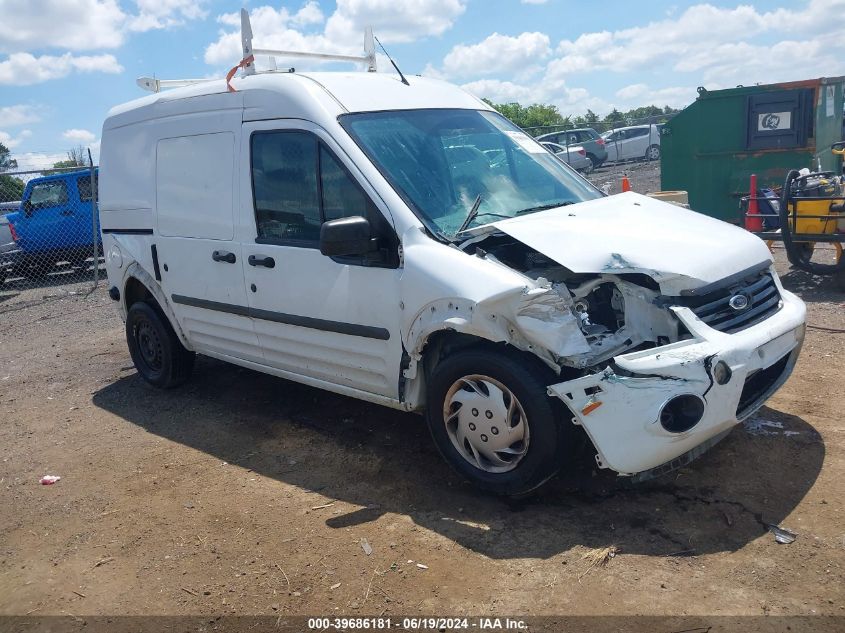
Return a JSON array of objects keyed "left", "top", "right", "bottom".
[{"left": 661, "top": 76, "right": 845, "bottom": 223}]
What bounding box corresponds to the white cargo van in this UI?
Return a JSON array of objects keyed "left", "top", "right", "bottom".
[{"left": 99, "top": 15, "right": 805, "bottom": 495}]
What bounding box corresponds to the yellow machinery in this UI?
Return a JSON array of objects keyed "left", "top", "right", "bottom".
[{"left": 750, "top": 142, "right": 845, "bottom": 289}]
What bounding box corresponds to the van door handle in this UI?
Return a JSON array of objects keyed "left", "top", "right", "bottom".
[
  {"left": 248, "top": 255, "right": 275, "bottom": 268},
  {"left": 60, "top": 210, "right": 73, "bottom": 216},
  {"left": 212, "top": 250, "right": 236, "bottom": 264}
]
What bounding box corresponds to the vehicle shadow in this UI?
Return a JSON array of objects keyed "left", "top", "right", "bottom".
[
  {"left": 778, "top": 264, "right": 843, "bottom": 302},
  {"left": 92, "top": 356, "right": 824, "bottom": 560}
]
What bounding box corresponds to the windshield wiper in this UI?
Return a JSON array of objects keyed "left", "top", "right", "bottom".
[
  {"left": 515, "top": 201, "right": 575, "bottom": 215},
  {"left": 455, "top": 194, "right": 484, "bottom": 235}
]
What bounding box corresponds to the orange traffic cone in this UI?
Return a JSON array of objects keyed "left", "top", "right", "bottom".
[
  {"left": 745, "top": 173, "right": 763, "bottom": 232},
  {"left": 621, "top": 175, "right": 631, "bottom": 192}
]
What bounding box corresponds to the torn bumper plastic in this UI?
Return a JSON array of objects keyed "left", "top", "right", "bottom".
[{"left": 548, "top": 287, "right": 806, "bottom": 476}]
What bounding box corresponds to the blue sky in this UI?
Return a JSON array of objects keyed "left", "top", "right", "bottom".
[{"left": 2, "top": 0, "right": 844, "bottom": 169}]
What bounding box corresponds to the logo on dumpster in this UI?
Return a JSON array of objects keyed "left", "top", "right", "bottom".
[
  {"left": 761, "top": 113, "right": 780, "bottom": 129},
  {"left": 758, "top": 111, "right": 791, "bottom": 131},
  {"left": 728, "top": 294, "right": 750, "bottom": 311}
]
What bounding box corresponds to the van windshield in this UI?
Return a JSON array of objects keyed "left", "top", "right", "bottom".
[{"left": 340, "top": 109, "right": 602, "bottom": 239}]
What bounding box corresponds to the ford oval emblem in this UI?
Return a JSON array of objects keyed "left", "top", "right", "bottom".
[{"left": 728, "top": 294, "right": 750, "bottom": 311}]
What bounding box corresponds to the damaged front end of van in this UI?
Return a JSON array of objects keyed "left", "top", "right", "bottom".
[{"left": 401, "top": 192, "right": 806, "bottom": 480}]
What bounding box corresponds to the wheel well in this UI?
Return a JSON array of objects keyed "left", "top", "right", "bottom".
[
  {"left": 420, "top": 330, "right": 557, "bottom": 384},
  {"left": 124, "top": 276, "right": 154, "bottom": 309}
]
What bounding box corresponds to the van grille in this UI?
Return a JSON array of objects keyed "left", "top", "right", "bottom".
[{"left": 679, "top": 272, "right": 781, "bottom": 334}]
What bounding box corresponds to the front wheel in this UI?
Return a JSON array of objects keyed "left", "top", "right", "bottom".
[
  {"left": 645, "top": 144, "right": 661, "bottom": 161},
  {"left": 126, "top": 301, "right": 195, "bottom": 388},
  {"left": 425, "top": 349, "right": 571, "bottom": 496}
]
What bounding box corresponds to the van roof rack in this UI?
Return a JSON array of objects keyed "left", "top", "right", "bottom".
[{"left": 137, "top": 8, "right": 377, "bottom": 93}]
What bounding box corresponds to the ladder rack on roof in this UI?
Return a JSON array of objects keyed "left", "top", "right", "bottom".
[{"left": 137, "top": 7, "right": 377, "bottom": 93}]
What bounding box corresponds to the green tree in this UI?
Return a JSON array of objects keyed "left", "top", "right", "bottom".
[
  {"left": 0, "top": 142, "right": 24, "bottom": 202},
  {"left": 51, "top": 146, "right": 88, "bottom": 171},
  {"left": 45, "top": 146, "right": 89, "bottom": 175},
  {"left": 483, "top": 99, "right": 566, "bottom": 130},
  {"left": 603, "top": 108, "right": 625, "bottom": 125},
  {"left": 0, "top": 175, "right": 25, "bottom": 202},
  {"left": 0, "top": 142, "right": 17, "bottom": 171}
]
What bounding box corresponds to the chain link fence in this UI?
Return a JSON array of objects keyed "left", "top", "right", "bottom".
[{"left": 0, "top": 159, "right": 101, "bottom": 313}]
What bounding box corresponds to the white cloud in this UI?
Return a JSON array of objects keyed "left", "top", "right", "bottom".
[
  {"left": 128, "top": 0, "right": 209, "bottom": 32},
  {"left": 207, "top": 0, "right": 467, "bottom": 69},
  {"left": 325, "top": 0, "right": 467, "bottom": 45},
  {"left": 615, "top": 84, "right": 696, "bottom": 110},
  {"left": 0, "top": 104, "right": 41, "bottom": 127},
  {"left": 615, "top": 83, "right": 649, "bottom": 101},
  {"left": 0, "top": 52, "right": 123, "bottom": 86},
  {"left": 0, "top": 0, "right": 126, "bottom": 53},
  {"left": 63, "top": 129, "right": 97, "bottom": 144},
  {"left": 442, "top": 32, "right": 551, "bottom": 78},
  {"left": 0, "top": 129, "right": 31, "bottom": 149},
  {"left": 433, "top": 0, "right": 845, "bottom": 118},
  {"left": 10, "top": 151, "right": 69, "bottom": 171},
  {"left": 548, "top": 0, "right": 845, "bottom": 82},
  {"left": 461, "top": 79, "right": 537, "bottom": 103},
  {"left": 461, "top": 77, "right": 609, "bottom": 116},
  {"left": 292, "top": 1, "right": 325, "bottom": 27}
]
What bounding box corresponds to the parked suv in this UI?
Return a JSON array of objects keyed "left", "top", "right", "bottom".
[
  {"left": 601, "top": 124, "right": 661, "bottom": 163},
  {"left": 536, "top": 128, "right": 607, "bottom": 168},
  {"left": 5, "top": 169, "right": 100, "bottom": 277},
  {"left": 100, "top": 71, "right": 805, "bottom": 496}
]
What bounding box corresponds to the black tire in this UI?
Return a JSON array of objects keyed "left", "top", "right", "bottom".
[
  {"left": 424, "top": 348, "right": 571, "bottom": 496},
  {"left": 126, "top": 301, "right": 195, "bottom": 388},
  {"left": 645, "top": 144, "right": 661, "bottom": 161}
]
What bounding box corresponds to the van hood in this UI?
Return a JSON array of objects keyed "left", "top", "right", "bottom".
[{"left": 490, "top": 192, "right": 772, "bottom": 294}]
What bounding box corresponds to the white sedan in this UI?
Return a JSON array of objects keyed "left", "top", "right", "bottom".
[{"left": 541, "top": 142, "right": 594, "bottom": 173}]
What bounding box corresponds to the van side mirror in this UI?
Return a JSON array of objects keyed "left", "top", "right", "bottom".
[{"left": 320, "top": 216, "right": 376, "bottom": 257}]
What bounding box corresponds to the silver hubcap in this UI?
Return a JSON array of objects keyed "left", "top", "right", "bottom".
[{"left": 443, "top": 375, "right": 529, "bottom": 473}]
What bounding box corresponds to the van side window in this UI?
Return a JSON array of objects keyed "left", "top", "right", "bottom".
[
  {"left": 29, "top": 180, "right": 68, "bottom": 210},
  {"left": 319, "top": 145, "right": 376, "bottom": 222},
  {"left": 251, "top": 131, "right": 378, "bottom": 244},
  {"left": 77, "top": 174, "right": 98, "bottom": 202},
  {"left": 252, "top": 132, "right": 320, "bottom": 242}
]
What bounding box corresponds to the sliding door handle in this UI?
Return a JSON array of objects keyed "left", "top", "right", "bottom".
[
  {"left": 212, "top": 250, "right": 236, "bottom": 264},
  {"left": 248, "top": 255, "right": 275, "bottom": 268}
]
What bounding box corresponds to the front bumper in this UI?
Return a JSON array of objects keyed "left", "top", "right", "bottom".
[{"left": 548, "top": 284, "right": 806, "bottom": 475}]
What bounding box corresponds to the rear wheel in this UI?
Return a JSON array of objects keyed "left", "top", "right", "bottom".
[
  {"left": 126, "top": 301, "right": 195, "bottom": 388},
  {"left": 425, "top": 348, "right": 571, "bottom": 496},
  {"left": 645, "top": 144, "right": 661, "bottom": 161}
]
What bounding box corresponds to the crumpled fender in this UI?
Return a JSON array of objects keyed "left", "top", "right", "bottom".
[{"left": 399, "top": 228, "right": 589, "bottom": 372}]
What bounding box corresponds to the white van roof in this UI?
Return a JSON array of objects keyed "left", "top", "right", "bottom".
[{"left": 104, "top": 72, "right": 490, "bottom": 129}]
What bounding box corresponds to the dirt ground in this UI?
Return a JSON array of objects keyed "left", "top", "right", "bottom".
[
  {"left": 1, "top": 247, "right": 844, "bottom": 625},
  {"left": 587, "top": 159, "right": 662, "bottom": 195}
]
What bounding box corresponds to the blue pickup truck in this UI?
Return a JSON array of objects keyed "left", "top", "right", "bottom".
[{"left": 1, "top": 169, "right": 100, "bottom": 281}]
